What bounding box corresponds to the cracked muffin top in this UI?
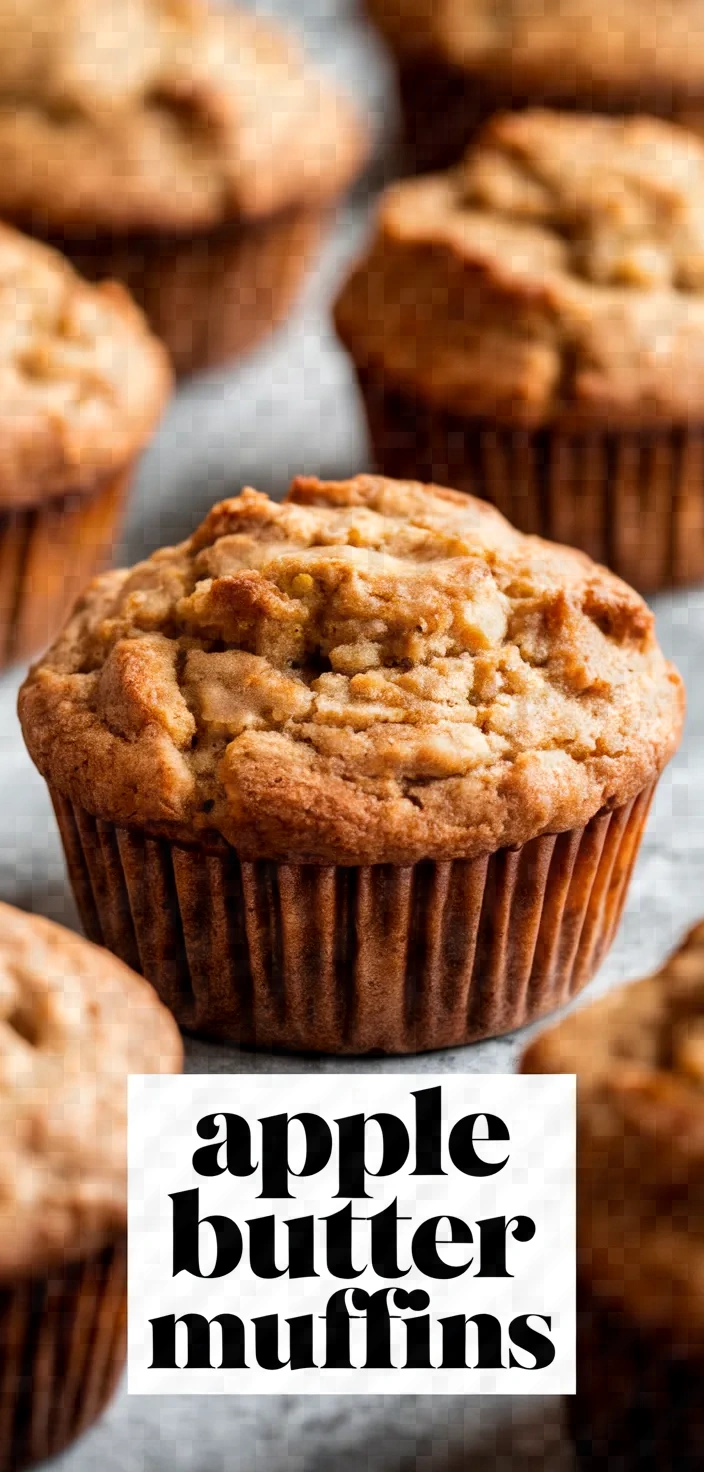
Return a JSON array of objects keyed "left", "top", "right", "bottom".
[
  {"left": 523, "top": 922, "right": 704, "bottom": 1347},
  {"left": 0, "top": 221, "right": 170, "bottom": 507},
  {"left": 335, "top": 110, "right": 704, "bottom": 428},
  {"left": 0, "top": 901, "right": 182, "bottom": 1278},
  {"left": 19, "top": 475, "right": 683, "bottom": 865},
  {"left": 366, "top": 0, "right": 704, "bottom": 100},
  {"left": 0, "top": 0, "right": 366, "bottom": 233}
]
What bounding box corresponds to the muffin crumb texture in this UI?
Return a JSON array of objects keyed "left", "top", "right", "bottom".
[
  {"left": 19, "top": 475, "right": 683, "bottom": 863},
  {"left": 335, "top": 111, "right": 704, "bottom": 426},
  {"left": 0, "top": 221, "right": 170, "bottom": 505},
  {"left": 0, "top": 902, "right": 182, "bottom": 1278},
  {"left": 366, "top": 0, "right": 704, "bottom": 95},
  {"left": 523, "top": 920, "right": 704, "bottom": 1344},
  {"left": 0, "top": 0, "right": 365, "bottom": 232}
]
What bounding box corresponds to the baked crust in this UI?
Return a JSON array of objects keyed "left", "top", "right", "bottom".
[
  {"left": 19, "top": 474, "right": 684, "bottom": 864},
  {"left": 0, "top": 0, "right": 366, "bottom": 234},
  {"left": 0, "top": 901, "right": 182, "bottom": 1279},
  {"left": 522, "top": 922, "right": 704, "bottom": 1347},
  {"left": 0, "top": 221, "right": 170, "bottom": 507},
  {"left": 366, "top": 0, "right": 704, "bottom": 100},
  {"left": 335, "top": 110, "right": 704, "bottom": 430}
]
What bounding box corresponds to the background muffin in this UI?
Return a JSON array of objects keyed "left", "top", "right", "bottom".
[
  {"left": 366, "top": 0, "right": 704, "bottom": 172},
  {"left": 522, "top": 921, "right": 704, "bottom": 1470},
  {"left": 0, "top": 222, "right": 169, "bottom": 672},
  {"left": 18, "top": 474, "right": 683, "bottom": 1053},
  {"left": 0, "top": 0, "right": 367, "bottom": 377},
  {"left": 336, "top": 111, "right": 704, "bottom": 592},
  {"left": 0, "top": 900, "right": 182, "bottom": 1472}
]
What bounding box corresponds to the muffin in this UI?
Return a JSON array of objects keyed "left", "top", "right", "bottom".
[
  {"left": 522, "top": 921, "right": 704, "bottom": 1470},
  {"left": 18, "top": 473, "right": 683, "bottom": 1054},
  {"left": 0, "top": 0, "right": 366, "bottom": 378},
  {"left": 336, "top": 111, "right": 704, "bottom": 593},
  {"left": 366, "top": 0, "right": 704, "bottom": 173},
  {"left": 0, "top": 901, "right": 182, "bottom": 1471},
  {"left": 0, "top": 222, "right": 169, "bottom": 672}
]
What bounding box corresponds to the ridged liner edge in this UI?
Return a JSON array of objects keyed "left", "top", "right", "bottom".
[
  {"left": 52, "top": 785, "right": 653, "bottom": 1054},
  {"left": 0, "top": 1240, "right": 127, "bottom": 1472}
]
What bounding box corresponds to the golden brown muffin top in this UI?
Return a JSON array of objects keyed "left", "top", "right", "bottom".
[
  {"left": 523, "top": 922, "right": 704, "bottom": 1347},
  {"left": 367, "top": 0, "right": 704, "bottom": 100},
  {"left": 335, "top": 111, "right": 704, "bottom": 428},
  {"left": 19, "top": 475, "right": 683, "bottom": 865},
  {"left": 0, "top": 902, "right": 182, "bottom": 1279},
  {"left": 0, "top": 0, "right": 366, "bottom": 233},
  {"left": 0, "top": 222, "right": 170, "bottom": 507}
]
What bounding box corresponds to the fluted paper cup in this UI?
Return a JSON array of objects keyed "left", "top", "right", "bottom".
[
  {"left": 0, "top": 1240, "right": 127, "bottom": 1472},
  {"left": 40, "top": 206, "right": 327, "bottom": 379},
  {"left": 570, "top": 1281, "right": 704, "bottom": 1471},
  {"left": 49, "top": 783, "right": 653, "bottom": 1054},
  {"left": 358, "top": 368, "right": 704, "bottom": 593},
  {"left": 0, "top": 469, "right": 131, "bottom": 672}
]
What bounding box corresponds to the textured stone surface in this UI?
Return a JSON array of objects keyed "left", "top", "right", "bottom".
[{"left": 0, "top": 1, "right": 699, "bottom": 1467}]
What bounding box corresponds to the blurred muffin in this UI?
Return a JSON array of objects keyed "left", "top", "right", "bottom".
[
  {"left": 336, "top": 111, "right": 704, "bottom": 592},
  {"left": 0, "top": 222, "right": 169, "bottom": 672},
  {"left": 522, "top": 921, "right": 704, "bottom": 1470},
  {"left": 366, "top": 0, "right": 704, "bottom": 172},
  {"left": 0, "top": 900, "right": 182, "bottom": 1472},
  {"left": 18, "top": 474, "right": 683, "bottom": 1054},
  {"left": 0, "top": 0, "right": 366, "bottom": 377}
]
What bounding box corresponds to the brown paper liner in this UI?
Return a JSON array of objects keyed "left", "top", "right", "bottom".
[
  {"left": 50, "top": 783, "right": 653, "bottom": 1054},
  {"left": 36, "top": 206, "right": 327, "bottom": 379},
  {"left": 0, "top": 470, "right": 130, "bottom": 672},
  {"left": 0, "top": 1240, "right": 127, "bottom": 1472},
  {"left": 570, "top": 1282, "right": 704, "bottom": 1470},
  {"left": 394, "top": 58, "right": 704, "bottom": 172},
  {"left": 358, "top": 370, "right": 704, "bottom": 593}
]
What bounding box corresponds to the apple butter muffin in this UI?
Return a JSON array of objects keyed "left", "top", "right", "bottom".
[
  {"left": 0, "top": 0, "right": 367, "bottom": 376},
  {"left": 523, "top": 920, "right": 704, "bottom": 1470},
  {"left": 0, "top": 221, "right": 169, "bottom": 671},
  {"left": 336, "top": 110, "right": 704, "bottom": 591},
  {"left": 0, "top": 901, "right": 182, "bottom": 1471},
  {"left": 366, "top": 0, "right": 704, "bottom": 171},
  {"left": 19, "top": 474, "right": 683, "bottom": 1053}
]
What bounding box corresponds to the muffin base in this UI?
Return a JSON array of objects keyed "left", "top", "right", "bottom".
[
  {"left": 0, "top": 470, "right": 130, "bottom": 671},
  {"left": 50, "top": 784, "right": 652, "bottom": 1054},
  {"left": 570, "top": 1283, "right": 704, "bottom": 1471},
  {"left": 358, "top": 370, "right": 704, "bottom": 592},
  {"left": 39, "top": 206, "right": 327, "bottom": 378},
  {"left": 395, "top": 59, "right": 704, "bottom": 172},
  {"left": 0, "top": 1241, "right": 127, "bottom": 1472}
]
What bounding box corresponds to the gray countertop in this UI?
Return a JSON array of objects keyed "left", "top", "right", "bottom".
[{"left": 0, "top": 2, "right": 700, "bottom": 1466}]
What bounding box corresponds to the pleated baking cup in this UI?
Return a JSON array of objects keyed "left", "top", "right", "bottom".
[
  {"left": 0, "top": 469, "right": 131, "bottom": 672},
  {"left": 357, "top": 369, "right": 704, "bottom": 593},
  {"left": 394, "top": 58, "right": 704, "bottom": 173},
  {"left": 570, "top": 1282, "right": 704, "bottom": 1471},
  {"left": 0, "top": 1240, "right": 127, "bottom": 1472},
  {"left": 35, "top": 205, "right": 327, "bottom": 379},
  {"left": 49, "top": 782, "right": 653, "bottom": 1054}
]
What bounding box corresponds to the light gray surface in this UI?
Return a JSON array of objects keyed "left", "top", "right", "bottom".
[{"left": 0, "top": 2, "right": 700, "bottom": 1467}]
